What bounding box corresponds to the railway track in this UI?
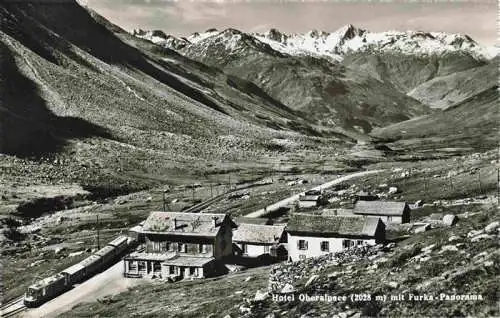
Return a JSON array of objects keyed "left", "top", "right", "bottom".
[{"left": 1, "top": 296, "right": 26, "bottom": 318}]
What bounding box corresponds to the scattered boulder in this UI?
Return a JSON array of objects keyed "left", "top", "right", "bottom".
[
  {"left": 440, "top": 245, "right": 459, "bottom": 253},
  {"left": 448, "top": 235, "right": 461, "bottom": 242},
  {"left": 483, "top": 260, "right": 494, "bottom": 267},
  {"left": 387, "top": 281, "right": 399, "bottom": 289},
  {"left": 388, "top": 187, "right": 398, "bottom": 195},
  {"left": 467, "top": 230, "right": 484, "bottom": 238},
  {"left": 421, "top": 244, "right": 436, "bottom": 252},
  {"left": 442, "top": 214, "right": 458, "bottom": 226},
  {"left": 328, "top": 272, "right": 340, "bottom": 279},
  {"left": 244, "top": 276, "right": 253, "bottom": 282},
  {"left": 239, "top": 305, "right": 251, "bottom": 314},
  {"left": 414, "top": 224, "right": 431, "bottom": 233},
  {"left": 68, "top": 250, "right": 84, "bottom": 257},
  {"left": 471, "top": 234, "right": 495, "bottom": 243},
  {"left": 29, "top": 260, "right": 46, "bottom": 267},
  {"left": 254, "top": 290, "right": 269, "bottom": 302},
  {"left": 54, "top": 247, "right": 65, "bottom": 254},
  {"left": 280, "top": 283, "right": 295, "bottom": 294},
  {"left": 484, "top": 221, "right": 499, "bottom": 234},
  {"left": 419, "top": 255, "right": 431, "bottom": 263},
  {"left": 414, "top": 200, "right": 424, "bottom": 207}
]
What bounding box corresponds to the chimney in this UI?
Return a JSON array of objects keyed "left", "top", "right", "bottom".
[
  {"left": 212, "top": 216, "right": 218, "bottom": 228},
  {"left": 172, "top": 218, "right": 177, "bottom": 230}
]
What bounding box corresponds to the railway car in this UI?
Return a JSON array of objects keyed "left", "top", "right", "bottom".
[
  {"left": 24, "top": 273, "right": 69, "bottom": 307},
  {"left": 94, "top": 245, "right": 116, "bottom": 266},
  {"left": 108, "top": 236, "right": 129, "bottom": 255},
  {"left": 78, "top": 254, "right": 103, "bottom": 277},
  {"left": 61, "top": 263, "right": 86, "bottom": 285}
]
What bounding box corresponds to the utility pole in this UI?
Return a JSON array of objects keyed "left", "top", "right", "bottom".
[
  {"left": 192, "top": 187, "right": 195, "bottom": 202},
  {"left": 210, "top": 183, "right": 213, "bottom": 198},
  {"left": 497, "top": 168, "right": 499, "bottom": 204},
  {"left": 162, "top": 191, "right": 166, "bottom": 211},
  {"left": 423, "top": 176, "right": 428, "bottom": 196},
  {"left": 228, "top": 175, "right": 231, "bottom": 190},
  {"left": 478, "top": 171, "right": 482, "bottom": 195},
  {"left": 96, "top": 214, "right": 100, "bottom": 250}
]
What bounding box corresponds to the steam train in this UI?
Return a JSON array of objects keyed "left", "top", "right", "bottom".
[{"left": 24, "top": 236, "right": 133, "bottom": 307}]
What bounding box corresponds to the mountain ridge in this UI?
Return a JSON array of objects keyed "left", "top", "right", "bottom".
[{"left": 135, "top": 24, "right": 497, "bottom": 61}]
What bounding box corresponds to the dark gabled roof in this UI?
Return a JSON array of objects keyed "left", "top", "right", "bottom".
[
  {"left": 286, "top": 213, "right": 382, "bottom": 237},
  {"left": 353, "top": 201, "right": 408, "bottom": 216},
  {"left": 141, "top": 211, "right": 231, "bottom": 237},
  {"left": 233, "top": 224, "right": 286, "bottom": 244},
  {"left": 233, "top": 217, "right": 272, "bottom": 226}
]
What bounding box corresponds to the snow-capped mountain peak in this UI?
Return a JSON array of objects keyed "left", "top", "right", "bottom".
[{"left": 134, "top": 25, "right": 496, "bottom": 61}]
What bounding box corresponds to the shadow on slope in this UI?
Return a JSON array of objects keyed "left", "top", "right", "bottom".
[
  {"left": 1, "top": 1, "right": 228, "bottom": 115},
  {"left": 0, "top": 42, "right": 111, "bottom": 158}
]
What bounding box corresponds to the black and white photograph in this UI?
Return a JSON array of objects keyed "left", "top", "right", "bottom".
[{"left": 0, "top": 0, "right": 498, "bottom": 317}]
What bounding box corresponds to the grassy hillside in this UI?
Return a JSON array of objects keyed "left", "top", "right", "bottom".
[
  {"left": 407, "top": 58, "right": 498, "bottom": 109},
  {"left": 372, "top": 86, "right": 499, "bottom": 151},
  {"left": 341, "top": 51, "right": 486, "bottom": 93}
]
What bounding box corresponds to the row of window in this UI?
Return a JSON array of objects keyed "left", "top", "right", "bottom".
[
  {"left": 297, "top": 239, "right": 365, "bottom": 251},
  {"left": 128, "top": 261, "right": 200, "bottom": 277},
  {"left": 150, "top": 241, "right": 209, "bottom": 254}
]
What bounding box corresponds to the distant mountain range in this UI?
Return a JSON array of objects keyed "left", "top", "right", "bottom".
[
  {"left": 134, "top": 25, "right": 497, "bottom": 138},
  {"left": 134, "top": 25, "right": 498, "bottom": 61}
]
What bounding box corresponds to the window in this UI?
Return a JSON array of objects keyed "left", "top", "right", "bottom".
[
  {"left": 241, "top": 243, "right": 248, "bottom": 254},
  {"left": 178, "top": 243, "right": 186, "bottom": 253},
  {"left": 199, "top": 244, "right": 208, "bottom": 253},
  {"left": 357, "top": 240, "right": 364, "bottom": 246},
  {"left": 320, "top": 241, "right": 329, "bottom": 252},
  {"left": 129, "top": 261, "right": 137, "bottom": 271},
  {"left": 153, "top": 262, "right": 161, "bottom": 272},
  {"left": 297, "top": 240, "right": 308, "bottom": 250},
  {"left": 189, "top": 267, "right": 196, "bottom": 276},
  {"left": 342, "top": 239, "right": 355, "bottom": 249},
  {"left": 166, "top": 242, "right": 171, "bottom": 251},
  {"left": 264, "top": 245, "right": 270, "bottom": 253},
  {"left": 169, "top": 266, "right": 175, "bottom": 275},
  {"left": 138, "top": 261, "right": 146, "bottom": 272},
  {"left": 299, "top": 254, "right": 306, "bottom": 260}
]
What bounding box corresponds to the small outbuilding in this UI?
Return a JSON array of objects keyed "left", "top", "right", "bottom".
[
  {"left": 232, "top": 224, "right": 287, "bottom": 258},
  {"left": 353, "top": 200, "right": 411, "bottom": 224}
]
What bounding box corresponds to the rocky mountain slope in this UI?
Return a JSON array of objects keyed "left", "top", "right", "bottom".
[
  {"left": 373, "top": 85, "right": 499, "bottom": 151},
  {"left": 0, "top": 0, "right": 350, "bottom": 195},
  {"left": 154, "top": 28, "right": 434, "bottom": 134},
  {"left": 136, "top": 25, "right": 496, "bottom": 137}
]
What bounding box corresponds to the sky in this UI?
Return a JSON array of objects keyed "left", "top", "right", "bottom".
[{"left": 83, "top": 0, "right": 497, "bottom": 47}]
